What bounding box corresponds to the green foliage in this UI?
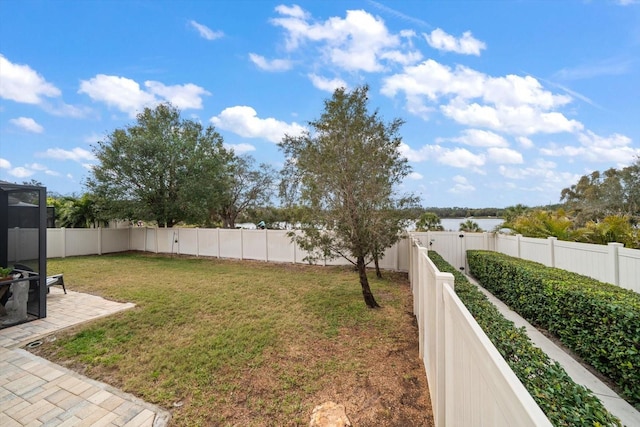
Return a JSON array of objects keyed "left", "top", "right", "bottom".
[
  {"left": 582, "top": 215, "right": 639, "bottom": 248},
  {"left": 48, "top": 193, "right": 108, "bottom": 228},
  {"left": 415, "top": 211, "right": 444, "bottom": 231},
  {"left": 561, "top": 158, "right": 640, "bottom": 226},
  {"left": 428, "top": 251, "right": 622, "bottom": 426},
  {"left": 459, "top": 219, "right": 482, "bottom": 232},
  {"left": 278, "top": 85, "right": 415, "bottom": 307},
  {"left": 467, "top": 250, "right": 640, "bottom": 409},
  {"left": 87, "top": 103, "right": 232, "bottom": 227},
  {"left": 211, "top": 155, "right": 277, "bottom": 228},
  {"left": 503, "top": 209, "right": 584, "bottom": 240}
]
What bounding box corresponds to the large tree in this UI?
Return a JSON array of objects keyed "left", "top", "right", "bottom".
[
  {"left": 212, "top": 155, "right": 276, "bottom": 228},
  {"left": 87, "top": 103, "right": 231, "bottom": 227},
  {"left": 561, "top": 157, "right": 640, "bottom": 226},
  {"left": 279, "top": 85, "right": 413, "bottom": 308}
]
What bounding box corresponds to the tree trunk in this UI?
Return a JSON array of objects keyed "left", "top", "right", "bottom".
[
  {"left": 374, "top": 254, "right": 382, "bottom": 279},
  {"left": 357, "top": 256, "right": 380, "bottom": 308}
]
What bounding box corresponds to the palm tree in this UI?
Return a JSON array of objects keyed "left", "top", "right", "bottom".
[
  {"left": 416, "top": 212, "right": 444, "bottom": 231},
  {"left": 459, "top": 219, "right": 482, "bottom": 232}
]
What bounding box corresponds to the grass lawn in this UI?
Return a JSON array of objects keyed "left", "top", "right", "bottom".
[{"left": 34, "top": 253, "right": 432, "bottom": 426}]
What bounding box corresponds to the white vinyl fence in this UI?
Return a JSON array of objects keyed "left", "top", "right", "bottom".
[
  {"left": 409, "top": 238, "right": 552, "bottom": 427},
  {"left": 36, "top": 227, "right": 640, "bottom": 293},
  {"left": 45, "top": 227, "right": 410, "bottom": 271},
  {"left": 412, "top": 231, "right": 639, "bottom": 293}
]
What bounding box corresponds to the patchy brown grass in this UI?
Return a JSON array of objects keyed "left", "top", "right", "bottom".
[{"left": 31, "top": 253, "right": 433, "bottom": 426}]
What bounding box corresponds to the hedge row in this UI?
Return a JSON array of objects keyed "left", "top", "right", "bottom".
[
  {"left": 467, "top": 250, "right": 640, "bottom": 410},
  {"left": 427, "top": 250, "right": 621, "bottom": 426}
]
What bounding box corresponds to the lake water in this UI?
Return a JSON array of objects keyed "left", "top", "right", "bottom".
[{"left": 439, "top": 218, "right": 505, "bottom": 232}]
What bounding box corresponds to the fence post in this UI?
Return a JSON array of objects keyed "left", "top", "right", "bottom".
[
  {"left": 607, "top": 242, "right": 623, "bottom": 286},
  {"left": 435, "top": 272, "right": 454, "bottom": 427},
  {"left": 217, "top": 228, "right": 221, "bottom": 258},
  {"left": 196, "top": 228, "right": 200, "bottom": 257},
  {"left": 98, "top": 227, "right": 102, "bottom": 255},
  {"left": 547, "top": 237, "right": 556, "bottom": 267},
  {"left": 264, "top": 228, "right": 269, "bottom": 262},
  {"left": 61, "top": 227, "right": 66, "bottom": 258},
  {"left": 240, "top": 228, "right": 244, "bottom": 260},
  {"left": 516, "top": 234, "right": 522, "bottom": 258}
]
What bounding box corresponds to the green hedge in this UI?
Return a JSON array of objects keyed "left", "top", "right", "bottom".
[
  {"left": 427, "top": 250, "right": 621, "bottom": 426},
  {"left": 467, "top": 250, "right": 640, "bottom": 410}
]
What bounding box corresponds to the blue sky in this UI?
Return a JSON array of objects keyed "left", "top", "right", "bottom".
[{"left": 1, "top": 0, "right": 639, "bottom": 208}]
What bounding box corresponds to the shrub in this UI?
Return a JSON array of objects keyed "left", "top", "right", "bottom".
[
  {"left": 428, "top": 250, "right": 621, "bottom": 426},
  {"left": 467, "top": 250, "right": 640, "bottom": 410}
]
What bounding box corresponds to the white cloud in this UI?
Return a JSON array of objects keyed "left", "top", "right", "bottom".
[
  {"left": 400, "top": 143, "right": 485, "bottom": 169},
  {"left": 27, "top": 163, "right": 48, "bottom": 171},
  {"left": 144, "top": 81, "right": 210, "bottom": 110},
  {"left": 270, "top": 6, "right": 418, "bottom": 72},
  {"left": 487, "top": 147, "right": 524, "bottom": 164},
  {"left": 8, "top": 167, "right": 34, "bottom": 178},
  {"left": 38, "top": 147, "right": 96, "bottom": 162},
  {"left": 308, "top": 74, "right": 347, "bottom": 92},
  {"left": 381, "top": 60, "right": 579, "bottom": 135},
  {"left": 211, "top": 106, "right": 306, "bottom": 143},
  {"left": 79, "top": 75, "right": 209, "bottom": 116},
  {"left": 274, "top": 4, "right": 308, "bottom": 19},
  {"left": 249, "top": 53, "right": 293, "bottom": 72},
  {"left": 0, "top": 158, "right": 11, "bottom": 169},
  {"left": 223, "top": 143, "right": 256, "bottom": 154},
  {"left": 449, "top": 175, "right": 476, "bottom": 193},
  {"left": 498, "top": 164, "right": 581, "bottom": 192},
  {"left": 424, "top": 28, "right": 486, "bottom": 56},
  {"left": 9, "top": 117, "right": 44, "bottom": 133},
  {"left": 440, "top": 101, "right": 583, "bottom": 135},
  {"left": 398, "top": 142, "right": 436, "bottom": 162},
  {"left": 439, "top": 147, "right": 485, "bottom": 168},
  {"left": 0, "top": 55, "right": 61, "bottom": 104},
  {"left": 446, "top": 129, "right": 508, "bottom": 147},
  {"left": 79, "top": 75, "right": 156, "bottom": 116},
  {"left": 517, "top": 136, "right": 534, "bottom": 149},
  {"left": 408, "top": 171, "right": 423, "bottom": 180},
  {"left": 43, "top": 102, "right": 92, "bottom": 118},
  {"left": 189, "top": 20, "right": 223, "bottom": 40},
  {"left": 540, "top": 130, "right": 640, "bottom": 165}
]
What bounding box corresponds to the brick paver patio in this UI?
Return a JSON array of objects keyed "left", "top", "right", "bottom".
[{"left": 0, "top": 288, "right": 171, "bottom": 426}]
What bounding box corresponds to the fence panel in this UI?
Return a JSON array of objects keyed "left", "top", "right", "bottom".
[
  {"left": 496, "top": 234, "right": 519, "bottom": 257},
  {"left": 410, "top": 239, "right": 552, "bottom": 427},
  {"left": 619, "top": 247, "right": 640, "bottom": 293},
  {"left": 101, "top": 229, "right": 130, "bottom": 254},
  {"left": 242, "top": 230, "right": 267, "bottom": 261},
  {"left": 175, "top": 228, "right": 199, "bottom": 256},
  {"left": 129, "top": 228, "right": 146, "bottom": 251},
  {"left": 145, "top": 228, "right": 157, "bottom": 253},
  {"left": 554, "top": 240, "right": 609, "bottom": 282},
  {"left": 64, "top": 229, "right": 99, "bottom": 257},
  {"left": 442, "top": 284, "right": 551, "bottom": 426},
  {"left": 218, "top": 229, "right": 243, "bottom": 259},
  {"left": 47, "top": 228, "right": 65, "bottom": 258},
  {"left": 265, "top": 230, "right": 294, "bottom": 263},
  {"left": 197, "top": 229, "right": 220, "bottom": 257},
  {"left": 520, "top": 236, "right": 552, "bottom": 266}
]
